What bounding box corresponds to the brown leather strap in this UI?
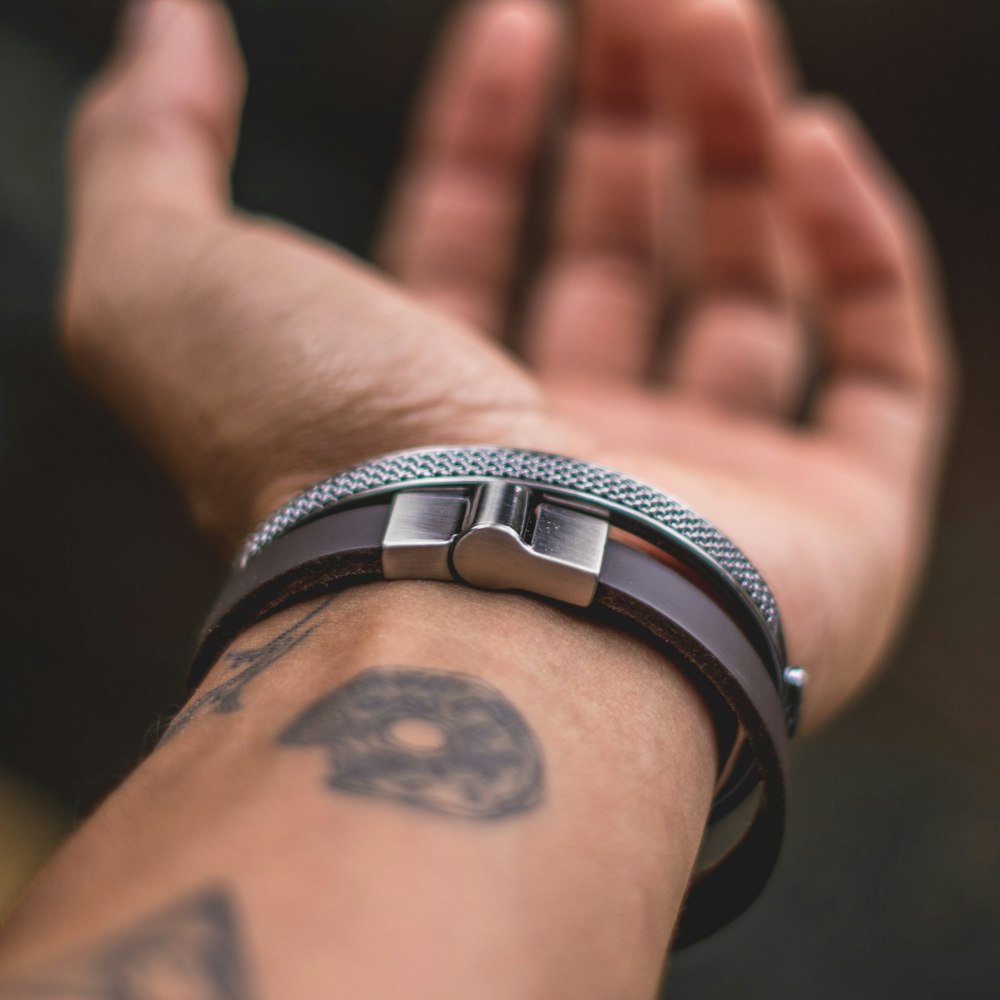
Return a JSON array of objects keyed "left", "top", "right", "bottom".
[
  {"left": 593, "top": 542, "right": 787, "bottom": 946},
  {"left": 189, "top": 499, "right": 788, "bottom": 948}
]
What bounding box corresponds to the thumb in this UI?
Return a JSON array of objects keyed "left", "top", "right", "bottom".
[{"left": 69, "top": 0, "right": 246, "bottom": 221}]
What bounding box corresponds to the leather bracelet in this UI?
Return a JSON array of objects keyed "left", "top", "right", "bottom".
[{"left": 190, "top": 446, "right": 806, "bottom": 947}]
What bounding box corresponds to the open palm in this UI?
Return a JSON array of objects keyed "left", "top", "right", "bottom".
[
  {"left": 378, "top": 0, "right": 952, "bottom": 728},
  {"left": 63, "top": 0, "right": 952, "bottom": 731}
]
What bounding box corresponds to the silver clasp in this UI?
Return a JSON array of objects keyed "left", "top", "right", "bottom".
[{"left": 382, "top": 482, "right": 609, "bottom": 607}]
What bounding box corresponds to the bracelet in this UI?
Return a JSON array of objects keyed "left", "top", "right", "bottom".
[{"left": 190, "top": 446, "right": 806, "bottom": 946}]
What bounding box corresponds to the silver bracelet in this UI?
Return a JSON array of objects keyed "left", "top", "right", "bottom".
[
  {"left": 202, "top": 445, "right": 806, "bottom": 944},
  {"left": 241, "top": 446, "right": 784, "bottom": 642}
]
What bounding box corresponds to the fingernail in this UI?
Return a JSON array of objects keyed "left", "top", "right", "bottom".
[{"left": 119, "top": 0, "right": 180, "bottom": 51}]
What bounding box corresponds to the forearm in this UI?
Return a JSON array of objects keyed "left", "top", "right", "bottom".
[{"left": 0, "top": 583, "right": 715, "bottom": 999}]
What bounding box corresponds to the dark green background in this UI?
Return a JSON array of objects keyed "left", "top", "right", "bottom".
[{"left": 0, "top": 0, "right": 997, "bottom": 994}]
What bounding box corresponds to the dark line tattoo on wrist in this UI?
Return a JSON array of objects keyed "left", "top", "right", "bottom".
[
  {"left": 162, "top": 597, "right": 335, "bottom": 743},
  {"left": 0, "top": 886, "right": 252, "bottom": 1000},
  {"left": 280, "top": 668, "right": 545, "bottom": 821}
]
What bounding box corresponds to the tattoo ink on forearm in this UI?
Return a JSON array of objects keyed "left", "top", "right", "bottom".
[
  {"left": 280, "top": 667, "right": 545, "bottom": 821},
  {"left": 163, "top": 597, "right": 335, "bottom": 743},
  {"left": 0, "top": 886, "right": 252, "bottom": 1000}
]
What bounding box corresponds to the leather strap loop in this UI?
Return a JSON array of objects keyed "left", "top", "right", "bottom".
[{"left": 189, "top": 496, "right": 788, "bottom": 947}]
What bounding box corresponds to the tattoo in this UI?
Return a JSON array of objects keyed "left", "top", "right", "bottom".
[
  {"left": 163, "top": 597, "right": 335, "bottom": 742},
  {"left": 280, "top": 668, "right": 545, "bottom": 821},
  {"left": 0, "top": 886, "right": 252, "bottom": 999}
]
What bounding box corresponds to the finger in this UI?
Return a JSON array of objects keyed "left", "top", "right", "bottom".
[
  {"left": 68, "top": 0, "right": 245, "bottom": 225},
  {"left": 378, "top": 0, "right": 562, "bottom": 336},
  {"left": 63, "top": 0, "right": 247, "bottom": 373},
  {"left": 781, "top": 103, "right": 955, "bottom": 483},
  {"left": 61, "top": 0, "right": 248, "bottom": 467},
  {"left": 58, "top": 0, "right": 555, "bottom": 550},
  {"left": 524, "top": 0, "right": 676, "bottom": 382},
  {"left": 63, "top": 0, "right": 247, "bottom": 368},
  {"left": 667, "top": 0, "right": 804, "bottom": 417}
]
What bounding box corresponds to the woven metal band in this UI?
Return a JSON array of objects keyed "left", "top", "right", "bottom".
[
  {"left": 240, "top": 446, "right": 784, "bottom": 647},
  {"left": 197, "top": 446, "right": 802, "bottom": 944}
]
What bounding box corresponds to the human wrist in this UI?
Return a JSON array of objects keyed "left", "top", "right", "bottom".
[
  {"left": 194, "top": 444, "right": 797, "bottom": 946},
  {"left": 1, "top": 583, "right": 717, "bottom": 998},
  {"left": 191, "top": 580, "right": 719, "bottom": 812},
  {"left": 190, "top": 581, "right": 718, "bottom": 992}
]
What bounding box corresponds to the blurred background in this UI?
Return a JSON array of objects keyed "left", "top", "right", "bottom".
[{"left": 0, "top": 0, "right": 997, "bottom": 994}]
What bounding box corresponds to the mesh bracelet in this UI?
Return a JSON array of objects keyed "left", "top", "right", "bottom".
[{"left": 193, "top": 446, "right": 806, "bottom": 945}]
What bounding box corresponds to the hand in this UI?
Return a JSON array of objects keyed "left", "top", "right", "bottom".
[
  {"left": 61, "top": 0, "right": 954, "bottom": 731},
  {"left": 62, "top": 0, "right": 572, "bottom": 543},
  {"left": 379, "top": 0, "right": 955, "bottom": 728}
]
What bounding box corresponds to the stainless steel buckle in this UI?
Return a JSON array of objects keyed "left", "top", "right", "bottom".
[{"left": 381, "top": 483, "right": 610, "bottom": 607}]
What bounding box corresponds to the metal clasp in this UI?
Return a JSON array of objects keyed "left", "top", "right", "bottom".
[{"left": 382, "top": 482, "right": 609, "bottom": 607}]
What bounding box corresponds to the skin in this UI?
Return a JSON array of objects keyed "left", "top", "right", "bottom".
[
  {"left": 0, "top": 587, "right": 718, "bottom": 999},
  {"left": 60, "top": 0, "right": 954, "bottom": 729},
  {"left": 0, "top": 0, "right": 955, "bottom": 995}
]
